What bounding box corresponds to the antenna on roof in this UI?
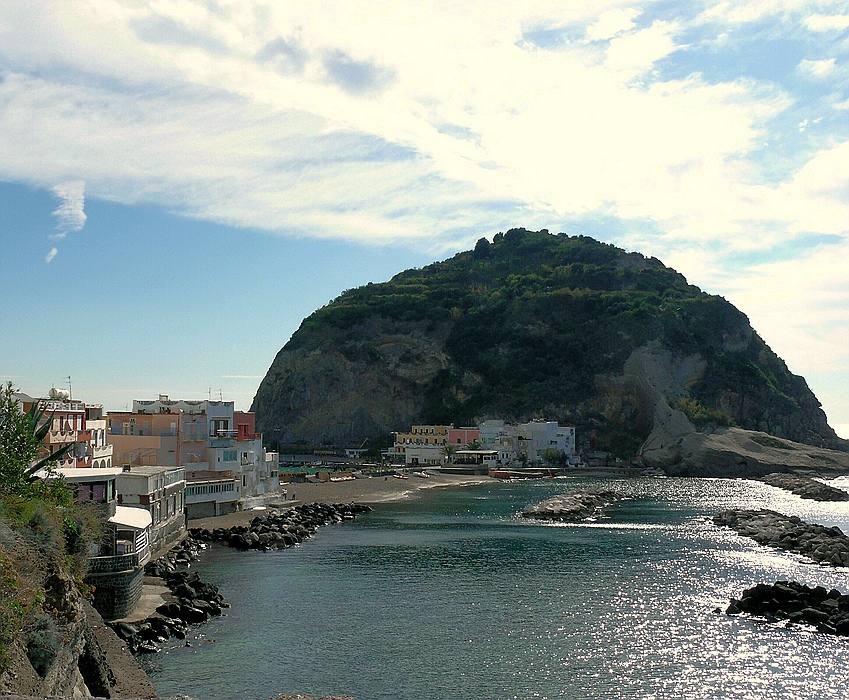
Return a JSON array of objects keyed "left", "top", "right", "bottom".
[
  {"left": 219, "top": 388, "right": 223, "bottom": 401},
  {"left": 66, "top": 376, "right": 72, "bottom": 399}
]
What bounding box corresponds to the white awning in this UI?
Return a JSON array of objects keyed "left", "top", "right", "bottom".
[{"left": 108, "top": 505, "right": 152, "bottom": 530}]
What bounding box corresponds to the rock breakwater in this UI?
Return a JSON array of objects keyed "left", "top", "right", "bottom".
[
  {"left": 726, "top": 581, "right": 849, "bottom": 636},
  {"left": 521, "top": 490, "right": 621, "bottom": 521},
  {"left": 758, "top": 473, "right": 849, "bottom": 501},
  {"left": 713, "top": 509, "right": 849, "bottom": 566},
  {"left": 190, "top": 502, "right": 373, "bottom": 551}
]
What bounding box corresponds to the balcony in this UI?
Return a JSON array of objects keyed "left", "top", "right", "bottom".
[
  {"left": 49, "top": 429, "right": 78, "bottom": 444},
  {"left": 91, "top": 444, "right": 114, "bottom": 458},
  {"left": 210, "top": 429, "right": 239, "bottom": 439}
]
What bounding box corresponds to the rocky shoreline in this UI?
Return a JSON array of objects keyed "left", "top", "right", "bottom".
[
  {"left": 521, "top": 490, "right": 621, "bottom": 521},
  {"left": 713, "top": 509, "right": 849, "bottom": 567},
  {"left": 758, "top": 472, "right": 849, "bottom": 501},
  {"left": 112, "top": 503, "right": 374, "bottom": 656},
  {"left": 726, "top": 581, "right": 849, "bottom": 636},
  {"left": 110, "top": 538, "right": 225, "bottom": 655}
]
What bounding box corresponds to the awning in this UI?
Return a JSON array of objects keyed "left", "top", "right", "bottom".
[{"left": 108, "top": 505, "right": 152, "bottom": 530}]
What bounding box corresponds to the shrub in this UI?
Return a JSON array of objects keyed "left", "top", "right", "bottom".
[
  {"left": 671, "top": 396, "right": 733, "bottom": 430},
  {"left": 25, "top": 612, "right": 59, "bottom": 678}
]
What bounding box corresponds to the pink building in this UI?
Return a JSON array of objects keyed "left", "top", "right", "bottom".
[{"left": 447, "top": 427, "right": 480, "bottom": 446}]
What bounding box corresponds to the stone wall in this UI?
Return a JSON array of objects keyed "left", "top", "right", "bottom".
[{"left": 86, "top": 566, "right": 145, "bottom": 621}]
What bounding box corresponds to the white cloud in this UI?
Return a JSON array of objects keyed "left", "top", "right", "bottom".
[
  {"left": 698, "top": 0, "right": 849, "bottom": 26},
  {"left": 797, "top": 57, "right": 837, "bottom": 78},
  {"left": 44, "top": 180, "right": 86, "bottom": 261},
  {"left": 586, "top": 8, "right": 640, "bottom": 41},
  {"left": 720, "top": 240, "right": 849, "bottom": 376},
  {"left": 604, "top": 20, "right": 680, "bottom": 77},
  {"left": 804, "top": 14, "right": 849, "bottom": 31},
  {"left": 51, "top": 180, "right": 87, "bottom": 233},
  {"left": 0, "top": 1, "right": 836, "bottom": 256}
]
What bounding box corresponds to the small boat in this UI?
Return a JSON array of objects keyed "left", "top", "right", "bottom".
[{"left": 393, "top": 473, "right": 409, "bottom": 480}]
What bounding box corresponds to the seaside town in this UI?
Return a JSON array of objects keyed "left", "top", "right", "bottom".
[{"left": 7, "top": 387, "right": 585, "bottom": 626}]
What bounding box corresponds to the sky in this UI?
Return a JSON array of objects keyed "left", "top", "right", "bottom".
[{"left": 0, "top": 1, "right": 847, "bottom": 439}]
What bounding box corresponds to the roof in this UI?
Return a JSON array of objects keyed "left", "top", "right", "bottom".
[
  {"left": 117, "top": 465, "right": 184, "bottom": 477},
  {"left": 109, "top": 505, "right": 152, "bottom": 530},
  {"left": 53, "top": 467, "right": 124, "bottom": 481}
]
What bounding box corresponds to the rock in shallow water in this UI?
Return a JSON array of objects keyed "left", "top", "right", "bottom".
[
  {"left": 727, "top": 580, "right": 849, "bottom": 636},
  {"left": 521, "top": 490, "right": 621, "bottom": 521}
]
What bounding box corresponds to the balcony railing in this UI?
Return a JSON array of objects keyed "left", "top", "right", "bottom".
[{"left": 86, "top": 548, "right": 150, "bottom": 575}]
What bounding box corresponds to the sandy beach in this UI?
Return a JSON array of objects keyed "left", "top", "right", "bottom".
[{"left": 189, "top": 473, "right": 494, "bottom": 530}]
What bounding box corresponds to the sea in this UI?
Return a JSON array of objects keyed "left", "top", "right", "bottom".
[{"left": 142, "top": 476, "right": 849, "bottom": 700}]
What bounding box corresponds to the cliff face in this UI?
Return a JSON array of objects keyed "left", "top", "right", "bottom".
[
  {"left": 253, "top": 229, "right": 847, "bottom": 465},
  {"left": 0, "top": 519, "right": 156, "bottom": 699}
]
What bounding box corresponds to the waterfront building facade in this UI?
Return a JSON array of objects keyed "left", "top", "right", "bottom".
[
  {"left": 116, "top": 465, "right": 186, "bottom": 556},
  {"left": 393, "top": 425, "right": 452, "bottom": 461},
  {"left": 403, "top": 444, "right": 444, "bottom": 467},
  {"left": 108, "top": 395, "right": 280, "bottom": 518}
]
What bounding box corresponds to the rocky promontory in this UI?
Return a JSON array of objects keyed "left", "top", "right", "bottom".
[
  {"left": 252, "top": 229, "right": 849, "bottom": 469},
  {"left": 758, "top": 472, "right": 849, "bottom": 501},
  {"left": 713, "top": 509, "right": 849, "bottom": 566},
  {"left": 726, "top": 581, "right": 849, "bottom": 636},
  {"left": 521, "top": 490, "right": 620, "bottom": 521}
]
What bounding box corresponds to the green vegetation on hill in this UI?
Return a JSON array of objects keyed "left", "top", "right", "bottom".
[{"left": 254, "top": 230, "right": 844, "bottom": 456}]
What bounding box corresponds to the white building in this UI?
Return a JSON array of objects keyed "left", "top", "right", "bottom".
[
  {"left": 184, "top": 477, "right": 240, "bottom": 518},
  {"left": 478, "top": 419, "right": 577, "bottom": 466},
  {"left": 403, "top": 444, "right": 444, "bottom": 467},
  {"left": 518, "top": 421, "right": 576, "bottom": 462},
  {"left": 85, "top": 404, "right": 113, "bottom": 468},
  {"left": 116, "top": 465, "right": 186, "bottom": 555},
  {"left": 124, "top": 395, "right": 280, "bottom": 507}
]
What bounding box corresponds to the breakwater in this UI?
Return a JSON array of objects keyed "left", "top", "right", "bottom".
[
  {"left": 759, "top": 473, "right": 849, "bottom": 501},
  {"left": 726, "top": 581, "right": 849, "bottom": 636},
  {"left": 713, "top": 509, "right": 849, "bottom": 566},
  {"left": 521, "top": 489, "right": 621, "bottom": 521},
  {"left": 190, "top": 502, "right": 373, "bottom": 551}
]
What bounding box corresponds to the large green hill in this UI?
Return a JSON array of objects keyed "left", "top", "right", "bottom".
[{"left": 252, "top": 229, "right": 846, "bottom": 463}]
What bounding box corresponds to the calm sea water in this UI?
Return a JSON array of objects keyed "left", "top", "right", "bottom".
[{"left": 143, "top": 477, "right": 849, "bottom": 700}]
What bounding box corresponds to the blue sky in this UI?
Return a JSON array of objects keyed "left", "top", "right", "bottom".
[{"left": 0, "top": 1, "right": 847, "bottom": 438}]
